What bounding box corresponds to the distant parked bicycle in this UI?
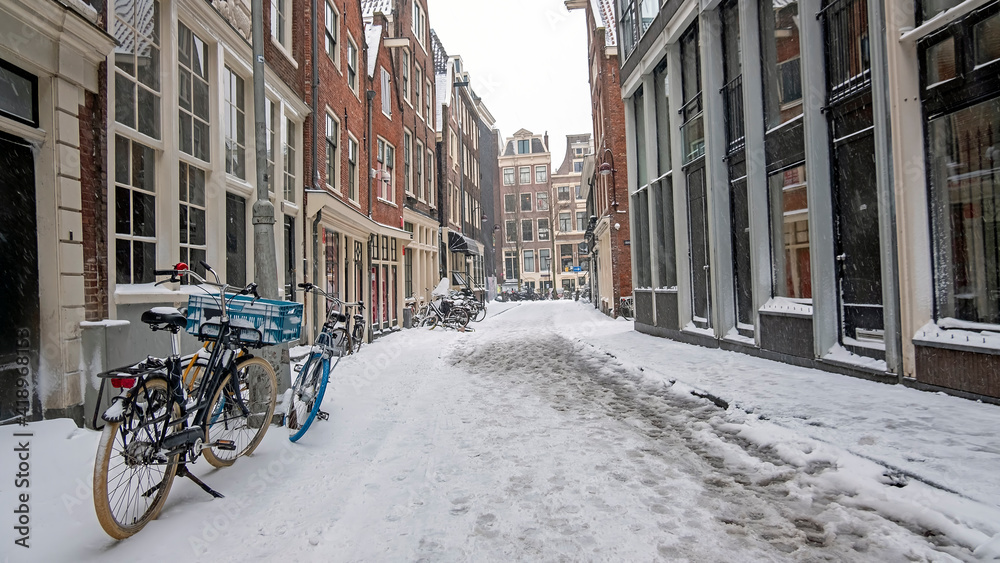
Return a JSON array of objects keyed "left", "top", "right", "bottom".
[
  {"left": 285, "top": 282, "right": 359, "bottom": 442},
  {"left": 619, "top": 296, "right": 635, "bottom": 320}
]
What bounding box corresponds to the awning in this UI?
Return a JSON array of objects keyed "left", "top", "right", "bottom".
[{"left": 448, "top": 231, "right": 481, "bottom": 255}]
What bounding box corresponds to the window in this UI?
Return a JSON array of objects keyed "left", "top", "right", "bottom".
[
  {"left": 536, "top": 192, "right": 549, "bottom": 211},
  {"left": 519, "top": 166, "right": 531, "bottom": 184},
  {"left": 178, "top": 23, "right": 210, "bottom": 162},
  {"left": 522, "top": 219, "right": 533, "bottom": 242},
  {"left": 618, "top": 0, "right": 637, "bottom": 55},
  {"left": 576, "top": 212, "right": 586, "bottom": 232},
  {"left": 271, "top": 0, "right": 288, "bottom": 45},
  {"left": 179, "top": 162, "right": 206, "bottom": 282},
  {"left": 404, "top": 130, "right": 412, "bottom": 194},
  {"left": 523, "top": 249, "right": 535, "bottom": 273},
  {"left": 414, "top": 66, "right": 423, "bottom": 118},
  {"left": 426, "top": 150, "right": 434, "bottom": 206},
  {"left": 535, "top": 165, "right": 547, "bottom": 183},
  {"left": 538, "top": 218, "right": 550, "bottom": 241},
  {"left": 558, "top": 185, "right": 570, "bottom": 201},
  {"left": 760, "top": 1, "right": 803, "bottom": 129},
  {"left": 426, "top": 81, "right": 433, "bottom": 123},
  {"left": 922, "top": 5, "right": 1000, "bottom": 324},
  {"left": 325, "top": 1, "right": 339, "bottom": 63},
  {"left": 112, "top": 0, "right": 160, "bottom": 137},
  {"left": 559, "top": 212, "right": 571, "bottom": 232},
  {"left": 402, "top": 51, "right": 410, "bottom": 103},
  {"left": 381, "top": 67, "right": 391, "bottom": 117},
  {"left": 654, "top": 60, "right": 672, "bottom": 174},
  {"left": 347, "top": 37, "right": 358, "bottom": 92},
  {"left": 284, "top": 215, "right": 296, "bottom": 298},
  {"left": 413, "top": 1, "right": 427, "bottom": 47},
  {"left": 326, "top": 113, "right": 340, "bottom": 190},
  {"left": 576, "top": 185, "right": 582, "bottom": 199},
  {"left": 114, "top": 136, "right": 156, "bottom": 284},
  {"left": 348, "top": 136, "right": 359, "bottom": 201},
  {"left": 222, "top": 66, "right": 246, "bottom": 180},
  {"left": 561, "top": 244, "right": 574, "bottom": 272},
  {"left": 376, "top": 139, "right": 395, "bottom": 202},
  {"left": 504, "top": 250, "right": 519, "bottom": 280},
  {"left": 284, "top": 118, "right": 296, "bottom": 202},
  {"left": 574, "top": 162, "right": 583, "bottom": 173},
  {"left": 505, "top": 220, "right": 517, "bottom": 243},
  {"left": 680, "top": 23, "right": 704, "bottom": 164},
  {"left": 504, "top": 193, "right": 516, "bottom": 213},
  {"left": 226, "top": 193, "right": 247, "bottom": 288},
  {"left": 520, "top": 193, "right": 532, "bottom": 212},
  {"left": 539, "top": 248, "right": 551, "bottom": 272},
  {"left": 768, "top": 164, "right": 810, "bottom": 299},
  {"left": 517, "top": 139, "right": 530, "bottom": 154},
  {"left": 265, "top": 98, "right": 276, "bottom": 192},
  {"left": 503, "top": 167, "right": 515, "bottom": 185}
]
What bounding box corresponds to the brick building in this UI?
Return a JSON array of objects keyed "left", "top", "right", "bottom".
[
  {"left": 567, "top": 0, "right": 632, "bottom": 315},
  {"left": 550, "top": 134, "right": 593, "bottom": 295},
  {"left": 497, "top": 129, "right": 553, "bottom": 293}
]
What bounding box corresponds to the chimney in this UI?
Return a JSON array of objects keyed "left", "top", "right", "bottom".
[{"left": 544, "top": 131, "right": 549, "bottom": 151}]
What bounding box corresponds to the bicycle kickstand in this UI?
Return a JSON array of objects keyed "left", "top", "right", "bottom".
[
  {"left": 317, "top": 410, "right": 329, "bottom": 421},
  {"left": 177, "top": 464, "right": 224, "bottom": 498}
]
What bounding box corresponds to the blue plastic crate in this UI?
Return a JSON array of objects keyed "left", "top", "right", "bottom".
[{"left": 186, "top": 294, "right": 303, "bottom": 345}]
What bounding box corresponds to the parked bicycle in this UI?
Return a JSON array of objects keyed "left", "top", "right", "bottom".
[
  {"left": 91, "top": 262, "right": 297, "bottom": 539},
  {"left": 286, "top": 282, "right": 360, "bottom": 441},
  {"left": 619, "top": 296, "right": 635, "bottom": 320}
]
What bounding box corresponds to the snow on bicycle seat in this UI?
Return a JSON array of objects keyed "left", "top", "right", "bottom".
[{"left": 141, "top": 306, "right": 187, "bottom": 329}]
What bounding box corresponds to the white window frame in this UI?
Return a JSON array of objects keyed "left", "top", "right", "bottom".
[
  {"left": 534, "top": 165, "right": 547, "bottom": 184},
  {"left": 271, "top": 0, "right": 292, "bottom": 51},
  {"left": 402, "top": 50, "right": 411, "bottom": 105},
  {"left": 325, "top": 0, "right": 340, "bottom": 68},
  {"left": 325, "top": 110, "right": 340, "bottom": 193},
  {"left": 425, "top": 148, "right": 435, "bottom": 207},
  {"left": 519, "top": 166, "right": 531, "bottom": 185},
  {"left": 347, "top": 35, "right": 358, "bottom": 94},
  {"left": 503, "top": 167, "right": 515, "bottom": 185},
  {"left": 347, "top": 133, "right": 360, "bottom": 204},
  {"left": 403, "top": 129, "right": 413, "bottom": 195},
  {"left": 381, "top": 66, "right": 392, "bottom": 117},
  {"left": 413, "top": 1, "right": 427, "bottom": 50}
]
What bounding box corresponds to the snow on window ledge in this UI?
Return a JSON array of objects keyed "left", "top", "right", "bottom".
[
  {"left": 654, "top": 286, "right": 678, "bottom": 293},
  {"left": 759, "top": 296, "right": 813, "bottom": 318},
  {"left": 723, "top": 327, "right": 755, "bottom": 346},
  {"left": 913, "top": 320, "right": 1000, "bottom": 354},
  {"left": 682, "top": 321, "right": 714, "bottom": 338},
  {"left": 822, "top": 343, "right": 888, "bottom": 372}
]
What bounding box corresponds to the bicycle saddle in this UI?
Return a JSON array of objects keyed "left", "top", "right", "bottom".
[{"left": 141, "top": 307, "right": 188, "bottom": 329}]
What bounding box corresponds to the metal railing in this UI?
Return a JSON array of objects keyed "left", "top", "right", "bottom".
[
  {"left": 722, "top": 75, "right": 745, "bottom": 155},
  {"left": 819, "top": 0, "right": 872, "bottom": 104}
]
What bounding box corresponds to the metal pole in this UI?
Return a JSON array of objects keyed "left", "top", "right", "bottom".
[{"left": 251, "top": 0, "right": 287, "bottom": 388}]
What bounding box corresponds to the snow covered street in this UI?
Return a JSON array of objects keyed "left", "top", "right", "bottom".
[{"left": 3, "top": 300, "right": 1000, "bottom": 561}]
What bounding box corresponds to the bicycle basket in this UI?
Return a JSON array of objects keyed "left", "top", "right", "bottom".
[{"left": 186, "top": 294, "right": 303, "bottom": 345}]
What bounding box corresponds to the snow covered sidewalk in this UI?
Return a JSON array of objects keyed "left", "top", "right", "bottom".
[{"left": 1, "top": 299, "right": 998, "bottom": 561}]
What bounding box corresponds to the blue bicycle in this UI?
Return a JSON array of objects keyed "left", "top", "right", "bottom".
[{"left": 285, "top": 283, "right": 357, "bottom": 442}]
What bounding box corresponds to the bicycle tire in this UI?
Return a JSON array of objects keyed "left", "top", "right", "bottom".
[
  {"left": 286, "top": 353, "right": 329, "bottom": 442},
  {"left": 473, "top": 303, "right": 487, "bottom": 322},
  {"left": 351, "top": 324, "right": 364, "bottom": 353},
  {"left": 450, "top": 308, "right": 470, "bottom": 328},
  {"left": 420, "top": 314, "right": 439, "bottom": 329},
  {"left": 203, "top": 356, "right": 277, "bottom": 467},
  {"left": 93, "top": 377, "right": 181, "bottom": 539}
]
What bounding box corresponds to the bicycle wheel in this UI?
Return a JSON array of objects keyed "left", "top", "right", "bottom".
[
  {"left": 351, "top": 324, "right": 364, "bottom": 353},
  {"left": 93, "top": 377, "right": 181, "bottom": 539},
  {"left": 420, "top": 314, "right": 439, "bottom": 329},
  {"left": 286, "top": 353, "right": 329, "bottom": 442},
  {"left": 203, "top": 356, "right": 277, "bottom": 467},
  {"left": 450, "top": 308, "right": 470, "bottom": 328},
  {"left": 473, "top": 303, "right": 487, "bottom": 322}
]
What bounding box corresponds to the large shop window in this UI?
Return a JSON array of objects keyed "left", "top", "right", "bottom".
[
  {"left": 760, "top": 0, "right": 803, "bottom": 131},
  {"left": 768, "top": 164, "right": 811, "bottom": 300},
  {"left": 178, "top": 23, "right": 210, "bottom": 162},
  {"left": 923, "top": 3, "right": 1000, "bottom": 325},
  {"left": 284, "top": 215, "right": 295, "bottom": 298},
  {"left": 680, "top": 24, "right": 704, "bottom": 165},
  {"left": 632, "top": 189, "right": 652, "bottom": 287}
]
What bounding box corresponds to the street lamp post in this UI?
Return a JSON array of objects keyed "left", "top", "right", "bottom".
[{"left": 599, "top": 147, "right": 621, "bottom": 317}]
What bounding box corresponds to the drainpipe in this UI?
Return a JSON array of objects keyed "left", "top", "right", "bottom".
[
  {"left": 311, "top": 0, "right": 319, "bottom": 193},
  {"left": 311, "top": 210, "right": 322, "bottom": 341},
  {"left": 366, "top": 88, "right": 376, "bottom": 217}
]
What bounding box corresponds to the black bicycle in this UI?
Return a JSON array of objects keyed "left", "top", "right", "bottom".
[{"left": 91, "top": 262, "right": 293, "bottom": 539}]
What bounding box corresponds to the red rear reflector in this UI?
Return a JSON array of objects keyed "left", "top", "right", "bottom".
[{"left": 111, "top": 378, "right": 135, "bottom": 389}]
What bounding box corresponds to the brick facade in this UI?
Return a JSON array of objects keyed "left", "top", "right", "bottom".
[{"left": 81, "top": 62, "right": 108, "bottom": 322}]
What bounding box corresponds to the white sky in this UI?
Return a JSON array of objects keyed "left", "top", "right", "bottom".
[{"left": 426, "top": 0, "right": 594, "bottom": 163}]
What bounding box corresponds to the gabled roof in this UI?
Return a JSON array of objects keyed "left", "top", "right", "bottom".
[
  {"left": 591, "top": 0, "right": 617, "bottom": 47},
  {"left": 361, "top": 0, "right": 392, "bottom": 17},
  {"left": 365, "top": 24, "right": 382, "bottom": 78},
  {"left": 555, "top": 134, "right": 592, "bottom": 175}
]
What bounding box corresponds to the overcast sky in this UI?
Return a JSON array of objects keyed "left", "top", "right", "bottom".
[{"left": 426, "top": 0, "right": 593, "bottom": 164}]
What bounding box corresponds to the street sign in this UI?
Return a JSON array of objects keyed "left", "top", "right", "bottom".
[{"left": 572, "top": 266, "right": 582, "bottom": 272}]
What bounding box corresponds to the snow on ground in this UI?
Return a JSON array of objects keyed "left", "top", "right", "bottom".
[{"left": 2, "top": 300, "right": 1000, "bottom": 561}]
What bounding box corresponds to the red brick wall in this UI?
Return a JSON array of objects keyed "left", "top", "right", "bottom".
[
  {"left": 80, "top": 62, "right": 108, "bottom": 321},
  {"left": 370, "top": 17, "right": 404, "bottom": 230}
]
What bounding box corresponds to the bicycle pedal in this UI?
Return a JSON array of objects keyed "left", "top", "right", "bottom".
[
  {"left": 317, "top": 410, "right": 329, "bottom": 421},
  {"left": 212, "top": 439, "right": 237, "bottom": 451}
]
